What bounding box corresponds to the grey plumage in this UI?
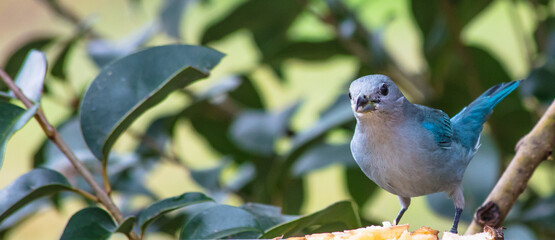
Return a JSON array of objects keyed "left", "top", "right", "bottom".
[{"left": 348, "top": 74, "right": 520, "bottom": 233}]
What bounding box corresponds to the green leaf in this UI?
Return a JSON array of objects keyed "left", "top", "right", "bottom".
[
  {"left": 261, "top": 200, "right": 361, "bottom": 238},
  {"left": 11, "top": 50, "right": 47, "bottom": 102},
  {"left": 504, "top": 224, "right": 537, "bottom": 240},
  {"left": 0, "top": 168, "right": 72, "bottom": 223},
  {"left": 87, "top": 24, "right": 157, "bottom": 68},
  {"left": 79, "top": 45, "right": 224, "bottom": 161},
  {"left": 137, "top": 192, "right": 213, "bottom": 235},
  {"left": 286, "top": 95, "right": 353, "bottom": 165},
  {"left": 180, "top": 101, "right": 246, "bottom": 158},
  {"left": 201, "top": 0, "right": 305, "bottom": 45},
  {"left": 159, "top": 0, "right": 191, "bottom": 39},
  {"left": 346, "top": 167, "right": 379, "bottom": 209},
  {"left": 521, "top": 65, "right": 555, "bottom": 104},
  {"left": 190, "top": 162, "right": 227, "bottom": 193},
  {"left": 281, "top": 177, "right": 305, "bottom": 215},
  {"left": 179, "top": 204, "right": 262, "bottom": 239},
  {"left": 264, "top": 40, "right": 349, "bottom": 64},
  {"left": 240, "top": 203, "right": 295, "bottom": 231},
  {"left": 0, "top": 102, "right": 38, "bottom": 169},
  {"left": 60, "top": 207, "right": 116, "bottom": 240},
  {"left": 135, "top": 115, "right": 177, "bottom": 158},
  {"left": 230, "top": 103, "right": 299, "bottom": 156},
  {"left": 3, "top": 37, "right": 54, "bottom": 83},
  {"left": 227, "top": 75, "right": 264, "bottom": 109},
  {"left": 292, "top": 143, "right": 355, "bottom": 176},
  {"left": 51, "top": 20, "right": 94, "bottom": 80},
  {"left": 115, "top": 216, "right": 136, "bottom": 234}
]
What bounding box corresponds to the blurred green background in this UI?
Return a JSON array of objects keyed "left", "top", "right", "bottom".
[{"left": 0, "top": 0, "right": 553, "bottom": 239}]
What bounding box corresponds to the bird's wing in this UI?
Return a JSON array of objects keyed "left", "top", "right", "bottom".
[{"left": 419, "top": 107, "right": 453, "bottom": 149}]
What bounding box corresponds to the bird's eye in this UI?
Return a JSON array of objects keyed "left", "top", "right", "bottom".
[
  {"left": 380, "top": 84, "right": 389, "bottom": 96},
  {"left": 348, "top": 92, "right": 352, "bottom": 99}
]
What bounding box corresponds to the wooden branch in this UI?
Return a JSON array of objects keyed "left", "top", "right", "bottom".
[
  {"left": 0, "top": 69, "right": 138, "bottom": 240},
  {"left": 466, "top": 100, "right": 555, "bottom": 234}
]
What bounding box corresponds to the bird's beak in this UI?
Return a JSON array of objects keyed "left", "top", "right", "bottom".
[{"left": 355, "top": 94, "right": 376, "bottom": 113}]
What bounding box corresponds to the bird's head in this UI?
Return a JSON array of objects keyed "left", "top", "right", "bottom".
[{"left": 348, "top": 74, "right": 405, "bottom": 117}]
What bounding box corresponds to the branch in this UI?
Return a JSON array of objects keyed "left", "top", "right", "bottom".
[
  {"left": 466, "top": 100, "right": 555, "bottom": 235},
  {"left": 0, "top": 69, "right": 138, "bottom": 240}
]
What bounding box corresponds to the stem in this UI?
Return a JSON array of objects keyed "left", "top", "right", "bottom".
[
  {"left": 465, "top": 100, "right": 555, "bottom": 234},
  {"left": 70, "top": 188, "right": 99, "bottom": 202},
  {"left": 0, "top": 69, "right": 138, "bottom": 240},
  {"left": 102, "top": 161, "right": 113, "bottom": 195}
]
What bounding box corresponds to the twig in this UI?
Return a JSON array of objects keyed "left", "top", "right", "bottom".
[
  {"left": 101, "top": 161, "right": 113, "bottom": 195},
  {"left": 0, "top": 69, "right": 138, "bottom": 240},
  {"left": 70, "top": 188, "right": 99, "bottom": 202},
  {"left": 465, "top": 100, "right": 555, "bottom": 234}
]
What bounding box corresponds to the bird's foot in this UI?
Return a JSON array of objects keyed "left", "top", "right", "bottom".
[{"left": 449, "top": 227, "right": 458, "bottom": 234}]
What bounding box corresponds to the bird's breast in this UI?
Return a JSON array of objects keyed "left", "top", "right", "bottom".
[{"left": 351, "top": 120, "right": 468, "bottom": 197}]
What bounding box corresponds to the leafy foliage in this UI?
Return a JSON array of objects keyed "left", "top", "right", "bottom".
[{"left": 0, "top": 0, "right": 553, "bottom": 239}]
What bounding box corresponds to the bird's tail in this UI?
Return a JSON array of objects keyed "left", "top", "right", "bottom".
[{"left": 451, "top": 80, "right": 521, "bottom": 149}]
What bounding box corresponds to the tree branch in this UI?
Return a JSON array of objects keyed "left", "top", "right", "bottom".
[
  {"left": 0, "top": 68, "right": 138, "bottom": 240},
  {"left": 466, "top": 100, "right": 555, "bottom": 235}
]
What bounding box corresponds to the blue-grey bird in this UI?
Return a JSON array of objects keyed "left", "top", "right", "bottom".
[{"left": 348, "top": 74, "right": 520, "bottom": 233}]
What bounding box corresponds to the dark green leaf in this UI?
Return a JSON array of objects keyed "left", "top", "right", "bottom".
[
  {"left": 240, "top": 203, "right": 295, "bottom": 231},
  {"left": 179, "top": 204, "right": 262, "bottom": 239},
  {"left": 0, "top": 168, "right": 72, "bottom": 223},
  {"left": 180, "top": 101, "right": 247, "bottom": 158},
  {"left": 504, "top": 224, "right": 537, "bottom": 240},
  {"left": 190, "top": 162, "right": 227, "bottom": 193},
  {"left": 3, "top": 37, "right": 54, "bottom": 83},
  {"left": 290, "top": 95, "right": 353, "bottom": 154},
  {"left": 226, "top": 162, "right": 256, "bottom": 191},
  {"left": 137, "top": 192, "right": 213, "bottom": 235},
  {"left": 426, "top": 133, "right": 500, "bottom": 222},
  {"left": 519, "top": 193, "right": 555, "bottom": 229},
  {"left": 159, "top": 0, "right": 190, "bottom": 39},
  {"left": 346, "top": 167, "right": 379, "bottom": 209},
  {"left": 230, "top": 103, "right": 299, "bottom": 156},
  {"left": 10, "top": 50, "right": 46, "bottom": 102},
  {"left": 136, "top": 115, "right": 177, "bottom": 158},
  {"left": 292, "top": 143, "right": 355, "bottom": 176},
  {"left": 264, "top": 40, "right": 349, "bottom": 64},
  {"left": 60, "top": 207, "right": 116, "bottom": 240},
  {"left": 521, "top": 66, "right": 555, "bottom": 104},
  {"left": 281, "top": 177, "right": 305, "bottom": 215},
  {"left": 261, "top": 200, "right": 361, "bottom": 238},
  {"left": 202, "top": 0, "right": 305, "bottom": 45},
  {"left": 51, "top": 28, "right": 88, "bottom": 80},
  {"left": 115, "top": 216, "right": 136, "bottom": 234},
  {"left": 0, "top": 102, "right": 37, "bottom": 169},
  {"left": 87, "top": 24, "right": 157, "bottom": 68},
  {"left": 79, "top": 45, "right": 224, "bottom": 161},
  {"left": 228, "top": 75, "right": 264, "bottom": 109}
]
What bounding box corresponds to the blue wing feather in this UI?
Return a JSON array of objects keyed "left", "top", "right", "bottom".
[
  {"left": 451, "top": 80, "right": 521, "bottom": 150},
  {"left": 421, "top": 108, "right": 453, "bottom": 149}
]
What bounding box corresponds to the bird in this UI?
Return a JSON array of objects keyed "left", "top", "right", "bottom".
[{"left": 348, "top": 74, "right": 520, "bottom": 233}]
